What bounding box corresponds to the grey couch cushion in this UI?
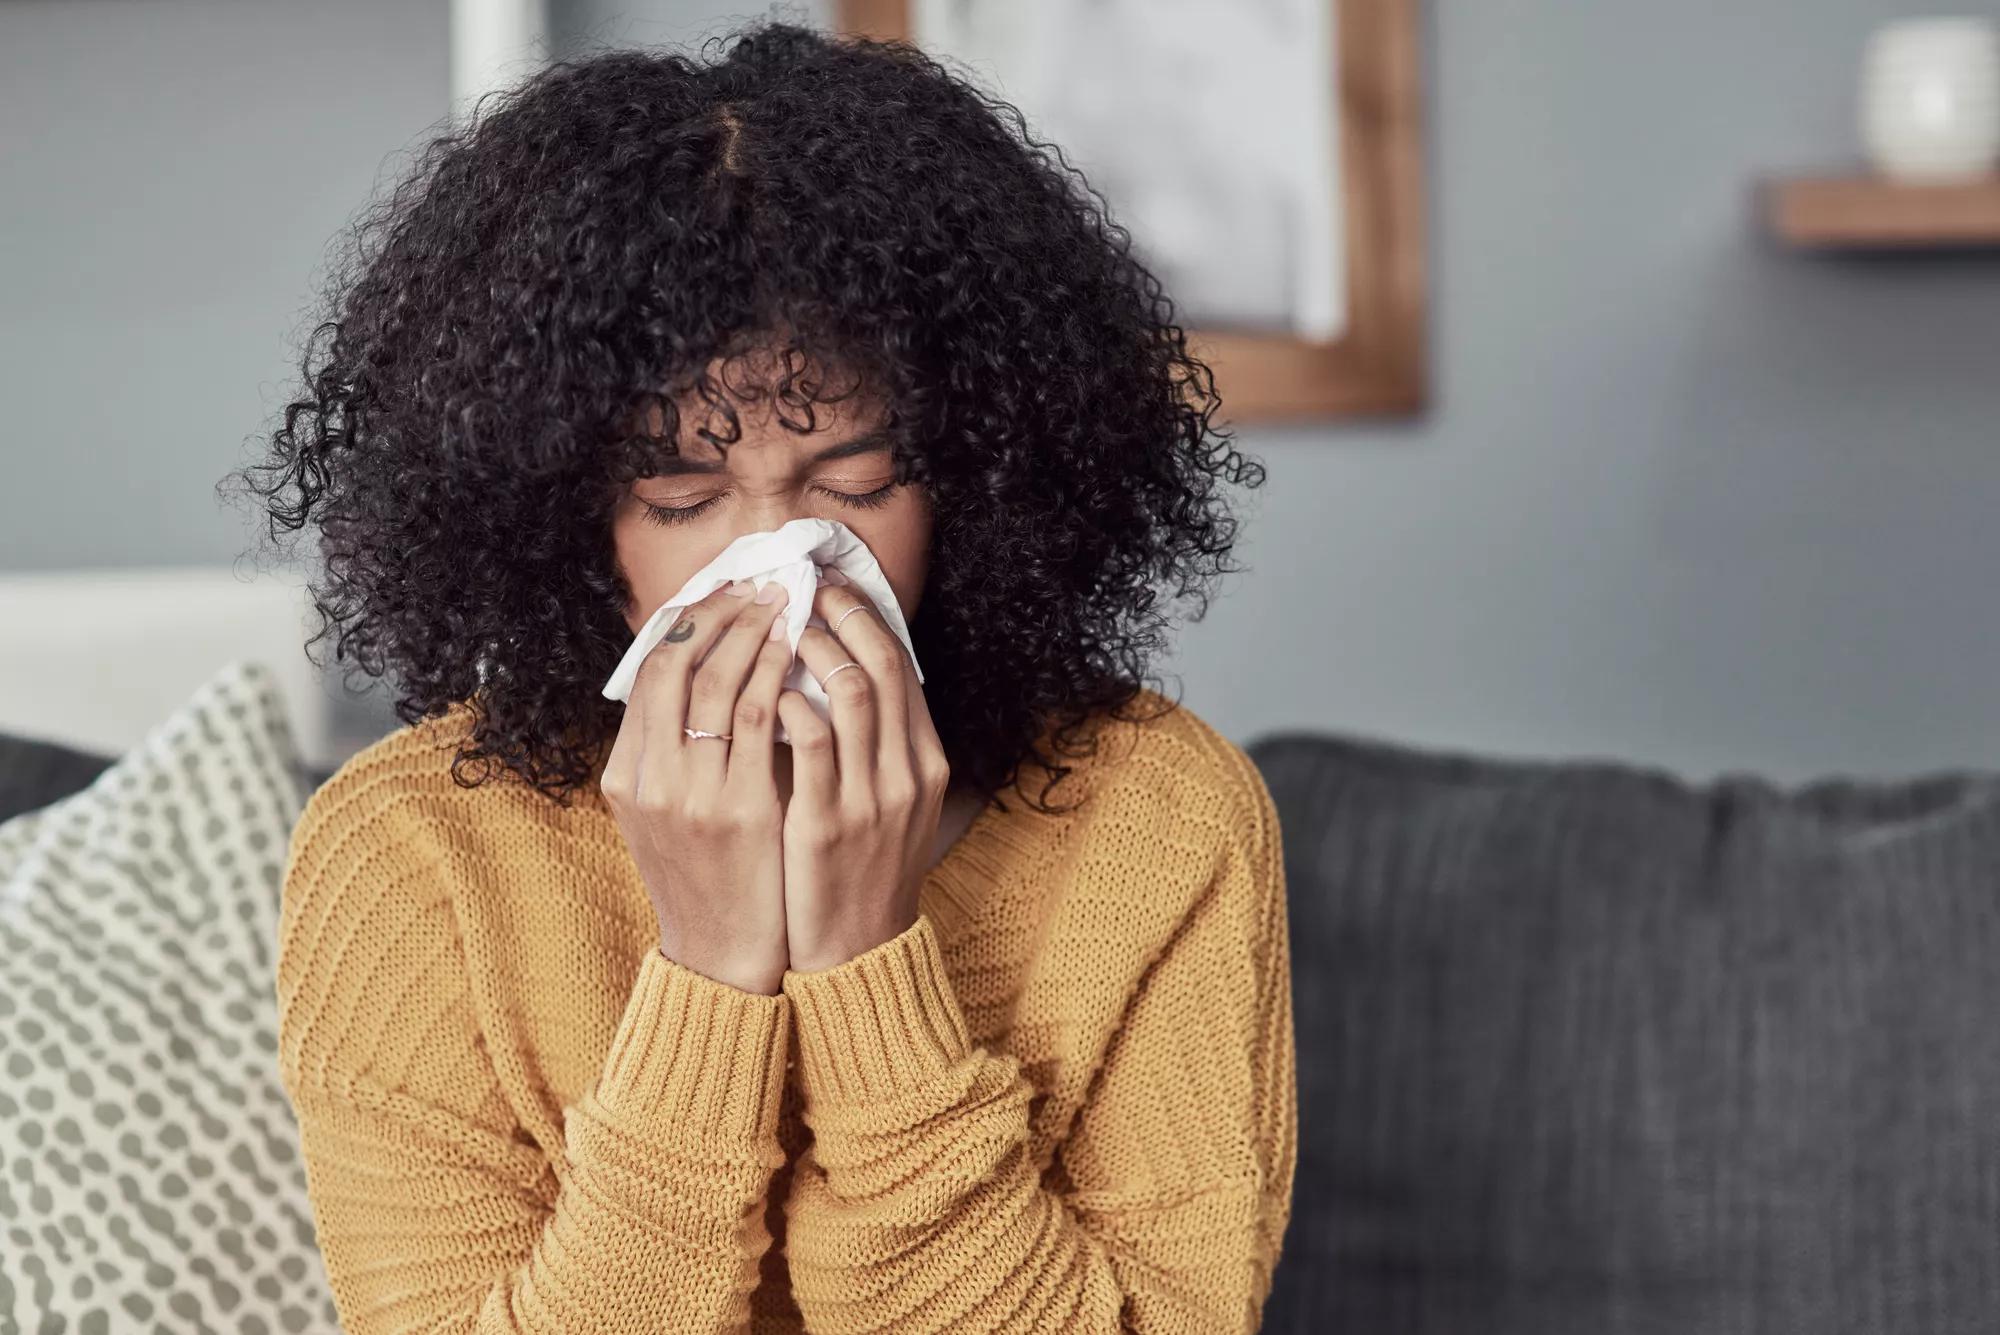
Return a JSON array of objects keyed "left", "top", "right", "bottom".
[
  {"left": 0, "top": 731, "right": 116, "bottom": 823},
  {"left": 1, "top": 728, "right": 343, "bottom": 822},
  {"left": 1250, "top": 731, "right": 2000, "bottom": 1335}
]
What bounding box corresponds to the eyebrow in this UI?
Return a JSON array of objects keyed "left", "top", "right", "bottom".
[{"left": 647, "top": 428, "right": 896, "bottom": 476}]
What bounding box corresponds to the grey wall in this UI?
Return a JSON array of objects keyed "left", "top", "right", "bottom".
[
  {"left": 6, "top": 0, "right": 1998, "bottom": 781},
  {"left": 0, "top": 0, "right": 448, "bottom": 749},
  {"left": 1171, "top": 0, "right": 2000, "bottom": 782},
  {"left": 0, "top": 0, "right": 449, "bottom": 570}
]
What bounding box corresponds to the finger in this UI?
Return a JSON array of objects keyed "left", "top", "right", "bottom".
[
  {"left": 684, "top": 583, "right": 792, "bottom": 790},
  {"left": 794, "top": 622, "right": 877, "bottom": 792},
  {"left": 901, "top": 651, "right": 952, "bottom": 804},
  {"left": 635, "top": 580, "right": 757, "bottom": 803},
  {"left": 725, "top": 606, "right": 794, "bottom": 795},
  {"left": 812, "top": 583, "right": 912, "bottom": 771},
  {"left": 601, "top": 667, "right": 645, "bottom": 802},
  {"left": 899, "top": 647, "right": 944, "bottom": 763},
  {"left": 776, "top": 688, "right": 836, "bottom": 814}
]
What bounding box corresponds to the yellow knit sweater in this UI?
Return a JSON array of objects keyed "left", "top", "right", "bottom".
[{"left": 274, "top": 685, "right": 1297, "bottom": 1333}]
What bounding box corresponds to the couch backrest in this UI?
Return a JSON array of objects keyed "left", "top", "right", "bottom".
[
  {"left": 1250, "top": 730, "right": 2000, "bottom": 1334},
  {"left": 0, "top": 729, "right": 337, "bottom": 823}
]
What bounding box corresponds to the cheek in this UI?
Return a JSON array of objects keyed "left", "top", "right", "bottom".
[
  {"left": 611, "top": 511, "right": 710, "bottom": 635},
  {"left": 854, "top": 491, "right": 933, "bottom": 621}
]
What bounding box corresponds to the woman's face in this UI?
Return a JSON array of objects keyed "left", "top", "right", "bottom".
[{"left": 610, "top": 379, "right": 933, "bottom": 635}]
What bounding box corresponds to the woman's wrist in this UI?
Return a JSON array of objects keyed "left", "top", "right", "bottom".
[{"left": 657, "top": 939, "right": 784, "bottom": 996}]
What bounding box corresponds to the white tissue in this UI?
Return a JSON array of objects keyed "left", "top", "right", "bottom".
[{"left": 600, "top": 517, "right": 923, "bottom": 744}]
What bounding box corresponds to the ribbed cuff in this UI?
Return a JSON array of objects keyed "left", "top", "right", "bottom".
[
  {"left": 591, "top": 946, "right": 791, "bottom": 1142},
  {"left": 782, "top": 913, "right": 972, "bottom": 1105}
]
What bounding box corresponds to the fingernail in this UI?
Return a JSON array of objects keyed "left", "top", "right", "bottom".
[
  {"left": 724, "top": 580, "right": 754, "bottom": 597},
  {"left": 823, "top": 569, "right": 850, "bottom": 587},
  {"left": 755, "top": 582, "right": 785, "bottom": 605}
]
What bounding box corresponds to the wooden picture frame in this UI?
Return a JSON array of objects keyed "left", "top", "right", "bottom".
[{"left": 833, "top": 0, "right": 1429, "bottom": 423}]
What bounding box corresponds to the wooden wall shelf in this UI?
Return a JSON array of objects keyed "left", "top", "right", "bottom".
[{"left": 1764, "top": 174, "right": 2000, "bottom": 249}]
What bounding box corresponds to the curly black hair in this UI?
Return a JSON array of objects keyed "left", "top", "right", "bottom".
[{"left": 222, "top": 15, "right": 1264, "bottom": 815}]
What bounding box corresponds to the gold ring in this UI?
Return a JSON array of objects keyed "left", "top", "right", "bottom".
[
  {"left": 831, "top": 604, "right": 871, "bottom": 635},
  {"left": 819, "top": 661, "right": 863, "bottom": 689}
]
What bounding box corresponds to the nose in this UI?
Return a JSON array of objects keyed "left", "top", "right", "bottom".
[
  {"left": 720, "top": 473, "right": 820, "bottom": 535},
  {"left": 726, "top": 513, "right": 799, "bottom": 545},
  {"left": 726, "top": 489, "right": 815, "bottom": 541}
]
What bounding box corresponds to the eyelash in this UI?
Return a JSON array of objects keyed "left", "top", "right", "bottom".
[{"left": 639, "top": 481, "right": 900, "bottom": 528}]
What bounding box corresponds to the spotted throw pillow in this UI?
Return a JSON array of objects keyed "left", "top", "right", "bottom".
[{"left": 0, "top": 659, "right": 340, "bottom": 1333}]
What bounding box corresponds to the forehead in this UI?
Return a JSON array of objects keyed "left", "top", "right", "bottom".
[
  {"left": 632, "top": 351, "right": 887, "bottom": 463},
  {"left": 661, "top": 398, "right": 883, "bottom": 459}
]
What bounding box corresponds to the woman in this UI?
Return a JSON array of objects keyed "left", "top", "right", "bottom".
[{"left": 237, "top": 19, "right": 1294, "bottom": 1334}]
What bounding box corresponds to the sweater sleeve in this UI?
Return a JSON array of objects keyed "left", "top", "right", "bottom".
[
  {"left": 274, "top": 782, "right": 791, "bottom": 1334},
  {"left": 778, "top": 759, "right": 1298, "bottom": 1334}
]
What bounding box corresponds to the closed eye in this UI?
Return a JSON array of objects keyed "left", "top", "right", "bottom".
[{"left": 640, "top": 480, "right": 900, "bottom": 527}]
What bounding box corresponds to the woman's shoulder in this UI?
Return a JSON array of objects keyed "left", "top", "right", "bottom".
[
  {"left": 1067, "top": 685, "right": 1273, "bottom": 812},
  {"left": 271, "top": 701, "right": 578, "bottom": 1112},
  {"left": 1034, "top": 684, "right": 1279, "bottom": 867},
  {"left": 989, "top": 689, "right": 1285, "bottom": 1018},
  {"left": 297, "top": 701, "right": 487, "bottom": 832},
  {"left": 284, "top": 699, "right": 570, "bottom": 903}
]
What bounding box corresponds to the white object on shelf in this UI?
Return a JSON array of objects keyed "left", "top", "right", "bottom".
[
  {"left": 1861, "top": 17, "right": 2000, "bottom": 182},
  {"left": 0, "top": 566, "right": 334, "bottom": 770}
]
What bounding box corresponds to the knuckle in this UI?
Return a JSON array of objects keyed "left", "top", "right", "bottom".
[
  {"left": 733, "top": 699, "right": 768, "bottom": 730},
  {"left": 829, "top": 671, "right": 874, "bottom": 705},
  {"left": 793, "top": 815, "right": 839, "bottom": 852},
  {"left": 791, "top": 723, "right": 833, "bottom": 754},
  {"left": 690, "top": 672, "right": 731, "bottom": 707}
]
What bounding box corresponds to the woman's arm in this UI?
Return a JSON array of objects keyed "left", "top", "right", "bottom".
[
  {"left": 778, "top": 760, "right": 1298, "bottom": 1334},
  {"left": 275, "top": 783, "right": 789, "bottom": 1334}
]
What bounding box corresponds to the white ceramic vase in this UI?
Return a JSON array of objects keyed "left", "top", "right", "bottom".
[{"left": 1860, "top": 17, "right": 2000, "bottom": 181}]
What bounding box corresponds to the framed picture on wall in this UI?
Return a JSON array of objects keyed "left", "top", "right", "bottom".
[{"left": 834, "top": 0, "right": 1429, "bottom": 423}]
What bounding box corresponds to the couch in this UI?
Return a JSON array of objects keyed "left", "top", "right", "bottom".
[
  {"left": 1249, "top": 729, "right": 2000, "bottom": 1334},
  {"left": 7, "top": 686, "right": 1998, "bottom": 1332}
]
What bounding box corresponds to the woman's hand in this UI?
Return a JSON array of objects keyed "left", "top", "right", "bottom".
[
  {"left": 776, "top": 582, "right": 951, "bottom": 973},
  {"left": 599, "top": 578, "right": 796, "bottom": 995}
]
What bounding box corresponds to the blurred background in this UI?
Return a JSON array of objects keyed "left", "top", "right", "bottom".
[
  {"left": 9, "top": 5, "right": 2000, "bottom": 1332},
  {"left": 4, "top": 0, "right": 1998, "bottom": 779}
]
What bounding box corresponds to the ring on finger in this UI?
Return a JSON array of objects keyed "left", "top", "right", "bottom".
[
  {"left": 830, "top": 604, "right": 871, "bottom": 635},
  {"left": 818, "top": 660, "right": 863, "bottom": 690},
  {"left": 683, "top": 727, "right": 733, "bottom": 741}
]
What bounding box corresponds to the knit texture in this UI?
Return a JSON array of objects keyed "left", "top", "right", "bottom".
[{"left": 274, "top": 685, "right": 1296, "bottom": 1333}]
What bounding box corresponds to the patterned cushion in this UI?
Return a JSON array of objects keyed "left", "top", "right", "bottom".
[{"left": 0, "top": 660, "right": 340, "bottom": 1332}]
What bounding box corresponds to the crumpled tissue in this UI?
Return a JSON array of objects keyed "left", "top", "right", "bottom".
[{"left": 600, "top": 517, "right": 922, "bottom": 744}]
